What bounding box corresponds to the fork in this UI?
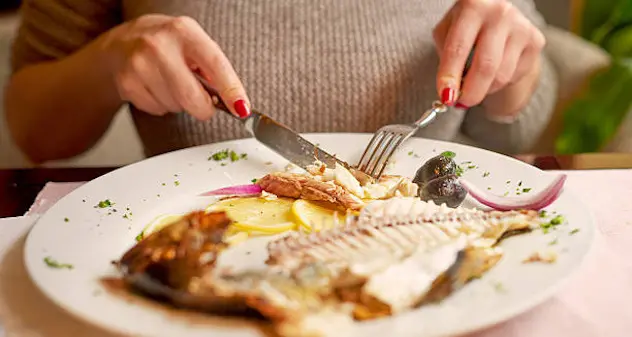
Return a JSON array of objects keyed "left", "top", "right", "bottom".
[
  {"left": 355, "top": 101, "right": 449, "bottom": 179},
  {"left": 356, "top": 50, "right": 475, "bottom": 180}
]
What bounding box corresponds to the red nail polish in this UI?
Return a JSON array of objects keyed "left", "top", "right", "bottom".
[
  {"left": 233, "top": 99, "right": 250, "bottom": 118},
  {"left": 441, "top": 88, "right": 456, "bottom": 106},
  {"left": 454, "top": 103, "right": 469, "bottom": 109}
]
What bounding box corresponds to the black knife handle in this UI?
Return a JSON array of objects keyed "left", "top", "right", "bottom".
[{"left": 193, "top": 72, "right": 243, "bottom": 120}]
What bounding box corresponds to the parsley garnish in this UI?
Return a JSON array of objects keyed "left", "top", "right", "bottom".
[
  {"left": 210, "top": 149, "right": 229, "bottom": 161},
  {"left": 540, "top": 215, "right": 566, "bottom": 233},
  {"left": 569, "top": 228, "right": 580, "bottom": 235},
  {"left": 251, "top": 178, "right": 258, "bottom": 183},
  {"left": 482, "top": 171, "right": 490, "bottom": 177},
  {"left": 209, "top": 149, "right": 248, "bottom": 163},
  {"left": 522, "top": 188, "right": 532, "bottom": 193},
  {"left": 44, "top": 257, "right": 73, "bottom": 269},
  {"left": 441, "top": 151, "right": 456, "bottom": 159},
  {"left": 539, "top": 210, "right": 547, "bottom": 218},
  {"left": 455, "top": 165, "right": 464, "bottom": 177},
  {"left": 174, "top": 181, "right": 180, "bottom": 186},
  {"left": 135, "top": 232, "right": 144, "bottom": 242},
  {"left": 550, "top": 215, "right": 564, "bottom": 225},
  {"left": 64, "top": 217, "right": 69, "bottom": 222},
  {"left": 96, "top": 199, "right": 113, "bottom": 208}
]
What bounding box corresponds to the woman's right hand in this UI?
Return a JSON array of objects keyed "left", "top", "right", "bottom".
[{"left": 97, "top": 14, "right": 250, "bottom": 120}]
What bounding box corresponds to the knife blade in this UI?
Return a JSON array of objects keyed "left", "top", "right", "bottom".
[{"left": 193, "top": 73, "right": 373, "bottom": 183}]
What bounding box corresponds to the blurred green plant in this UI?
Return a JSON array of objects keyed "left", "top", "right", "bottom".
[{"left": 555, "top": 0, "right": 632, "bottom": 153}]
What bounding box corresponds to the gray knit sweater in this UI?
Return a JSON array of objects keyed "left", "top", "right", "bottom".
[{"left": 11, "top": 0, "right": 558, "bottom": 157}]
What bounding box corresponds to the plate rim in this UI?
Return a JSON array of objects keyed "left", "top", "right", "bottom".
[{"left": 23, "top": 133, "right": 597, "bottom": 337}]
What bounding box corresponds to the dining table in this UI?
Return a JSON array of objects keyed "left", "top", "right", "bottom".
[{"left": 1, "top": 152, "right": 632, "bottom": 337}]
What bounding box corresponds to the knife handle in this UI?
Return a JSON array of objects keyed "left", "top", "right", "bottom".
[{"left": 193, "top": 72, "right": 242, "bottom": 120}]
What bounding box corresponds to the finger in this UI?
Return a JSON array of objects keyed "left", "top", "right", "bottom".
[
  {"left": 432, "top": 5, "right": 457, "bottom": 54},
  {"left": 130, "top": 54, "right": 181, "bottom": 112},
  {"left": 512, "top": 28, "right": 545, "bottom": 83},
  {"left": 144, "top": 34, "right": 218, "bottom": 121},
  {"left": 173, "top": 17, "right": 251, "bottom": 118},
  {"left": 458, "top": 18, "right": 510, "bottom": 107},
  {"left": 488, "top": 36, "right": 525, "bottom": 94},
  {"left": 436, "top": 6, "right": 483, "bottom": 105},
  {"left": 116, "top": 73, "right": 167, "bottom": 115},
  {"left": 513, "top": 44, "right": 540, "bottom": 84}
]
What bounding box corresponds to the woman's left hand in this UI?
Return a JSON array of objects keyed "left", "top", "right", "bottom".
[{"left": 433, "top": 0, "right": 546, "bottom": 111}]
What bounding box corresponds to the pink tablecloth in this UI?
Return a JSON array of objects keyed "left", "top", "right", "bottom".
[{"left": 2, "top": 170, "right": 632, "bottom": 337}]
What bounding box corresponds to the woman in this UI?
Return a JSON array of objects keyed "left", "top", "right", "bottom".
[{"left": 5, "top": 0, "right": 557, "bottom": 163}]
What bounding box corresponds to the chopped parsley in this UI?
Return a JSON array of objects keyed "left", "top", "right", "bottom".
[
  {"left": 540, "top": 214, "right": 566, "bottom": 233},
  {"left": 482, "top": 171, "right": 490, "bottom": 177},
  {"left": 455, "top": 165, "right": 464, "bottom": 177},
  {"left": 174, "top": 181, "right": 180, "bottom": 186},
  {"left": 569, "top": 228, "right": 580, "bottom": 235},
  {"left": 96, "top": 199, "right": 114, "bottom": 208},
  {"left": 251, "top": 178, "right": 258, "bottom": 183},
  {"left": 506, "top": 180, "right": 511, "bottom": 184},
  {"left": 539, "top": 210, "right": 548, "bottom": 218},
  {"left": 518, "top": 181, "right": 523, "bottom": 187},
  {"left": 210, "top": 149, "right": 229, "bottom": 161},
  {"left": 550, "top": 215, "right": 564, "bottom": 225},
  {"left": 522, "top": 188, "right": 532, "bottom": 193},
  {"left": 441, "top": 151, "right": 456, "bottom": 159},
  {"left": 209, "top": 149, "right": 248, "bottom": 163},
  {"left": 135, "top": 231, "right": 144, "bottom": 242},
  {"left": 44, "top": 256, "right": 73, "bottom": 269},
  {"left": 64, "top": 217, "right": 69, "bottom": 222}
]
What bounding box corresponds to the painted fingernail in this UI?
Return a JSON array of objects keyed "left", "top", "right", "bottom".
[
  {"left": 233, "top": 99, "right": 250, "bottom": 118},
  {"left": 454, "top": 103, "right": 469, "bottom": 109},
  {"left": 441, "top": 88, "right": 456, "bottom": 106}
]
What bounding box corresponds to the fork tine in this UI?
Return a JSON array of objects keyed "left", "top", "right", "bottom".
[
  {"left": 374, "top": 134, "right": 406, "bottom": 179},
  {"left": 365, "top": 132, "right": 396, "bottom": 177},
  {"left": 357, "top": 131, "right": 387, "bottom": 172},
  {"left": 356, "top": 133, "right": 381, "bottom": 171}
]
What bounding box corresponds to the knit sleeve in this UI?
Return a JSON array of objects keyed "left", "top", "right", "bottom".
[{"left": 11, "top": 0, "right": 121, "bottom": 73}]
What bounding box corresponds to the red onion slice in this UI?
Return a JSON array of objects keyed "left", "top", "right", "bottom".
[
  {"left": 199, "top": 184, "right": 263, "bottom": 196},
  {"left": 459, "top": 174, "right": 567, "bottom": 211}
]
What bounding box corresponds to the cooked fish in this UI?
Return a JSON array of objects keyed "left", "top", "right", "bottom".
[
  {"left": 268, "top": 198, "right": 538, "bottom": 267},
  {"left": 117, "top": 198, "right": 538, "bottom": 337},
  {"left": 256, "top": 172, "right": 365, "bottom": 210}
]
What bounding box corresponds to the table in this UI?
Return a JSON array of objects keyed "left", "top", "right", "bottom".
[{"left": 3, "top": 153, "right": 632, "bottom": 218}]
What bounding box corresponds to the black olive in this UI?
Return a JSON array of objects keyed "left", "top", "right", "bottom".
[
  {"left": 419, "top": 174, "right": 467, "bottom": 208},
  {"left": 413, "top": 154, "right": 458, "bottom": 187}
]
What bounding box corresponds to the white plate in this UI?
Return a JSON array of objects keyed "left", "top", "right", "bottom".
[{"left": 24, "top": 133, "right": 595, "bottom": 337}]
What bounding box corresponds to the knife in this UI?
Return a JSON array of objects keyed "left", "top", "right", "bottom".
[{"left": 193, "top": 73, "right": 373, "bottom": 183}]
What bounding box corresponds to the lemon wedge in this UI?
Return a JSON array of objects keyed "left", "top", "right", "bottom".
[
  {"left": 206, "top": 197, "right": 298, "bottom": 234},
  {"left": 291, "top": 199, "right": 347, "bottom": 233}
]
